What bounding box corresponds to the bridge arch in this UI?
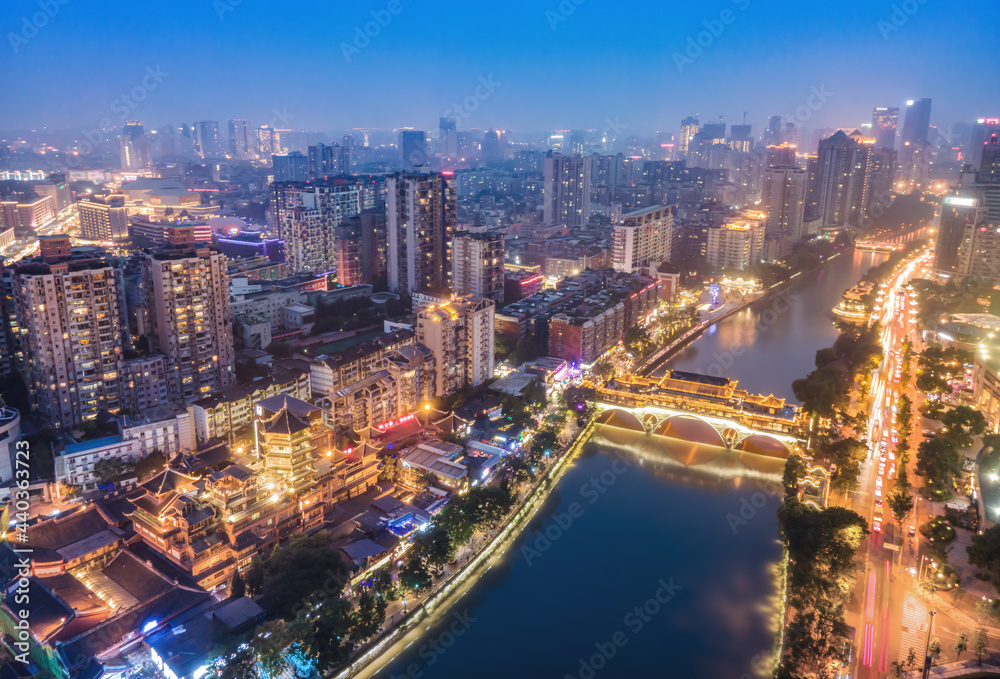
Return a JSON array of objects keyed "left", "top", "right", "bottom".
[
  {"left": 594, "top": 409, "right": 646, "bottom": 446},
  {"left": 736, "top": 435, "right": 793, "bottom": 473},
  {"left": 653, "top": 414, "right": 726, "bottom": 447}
]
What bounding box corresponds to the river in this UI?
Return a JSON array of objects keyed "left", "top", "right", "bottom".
[{"left": 365, "top": 248, "right": 888, "bottom": 679}]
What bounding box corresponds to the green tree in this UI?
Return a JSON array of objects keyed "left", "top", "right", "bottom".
[
  {"left": 941, "top": 405, "right": 987, "bottom": 448},
  {"left": 246, "top": 532, "right": 350, "bottom": 619},
  {"left": 792, "top": 368, "right": 850, "bottom": 419},
  {"left": 905, "top": 647, "right": 917, "bottom": 670},
  {"left": 134, "top": 449, "right": 167, "bottom": 480},
  {"left": 929, "top": 639, "right": 942, "bottom": 666},
  {"left": 379, "top": 454, "right": 398, "bottom": 483},
  {"left": 888, "top": 489, "right": 915, "bottom": 531},
  {"left": 955, "top": 631, "right": 969, "bottom": 662},
  {"left": 295, "top": 594, "right": 354, "bottom": 671},
  {"left": 93, "top": 457, "right": 129, "bottom": 485},
  {"left": 253, "top": 619, "right": 292, "bottom": 677},
  {"left": 352, "top": 589, "right": 388, "bottom": 641},
  {"left": 968, "top": 524, "right": 1000, "bottom": 584},
  {"left": 218, "top": 645, "right": 257, "bottom": 679},
  {"left": 229, "top": 570, "right": 246, "bottom": 599},
  {"left": 974, "top": 627, "right": 989, "bottom": 665},
  {"left": 916, "top": 436, "right": 962, "bottom": 494},
  {"left": 783, "top": 454, "right": 807, "bottom": 498},
  {"left": 398, "top": 554, "right": 432, "bottom": 594}
]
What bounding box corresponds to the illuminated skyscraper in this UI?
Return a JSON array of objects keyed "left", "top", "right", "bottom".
[
  {"left": 871, "top": 107, "right": 899, "bottom": 149},
  {"left": 227, "top": 118, "right": 252, "bottom": 159},
  {"left": 139, "top": 225, "right": 235, "bottom": 403},
  {"left": 272, "top": 179, "right": 362, "bottom": 273},
  {"left": 386, "top": 172, "right": 456, "bottom": 294},
  {"left": 195, "top": 120, "right": 222, "bottom": 158},
  {"left": 11, "top": 236, "right": 127, "bottom": 428},
  {"left": 679, "top": 117, "right": 699, "bottom": 160},
  {"left": 120, "top": 121, "right": 151, "bottom": 171},
  {"left": 543, "top": 152, "right": 592, "bottom": 227},
  {"left": 452, "top": 229, "right": 504, "bottom": 302},
  {"left": 762, "top": 144, "right": 807, "bottom": 254}
]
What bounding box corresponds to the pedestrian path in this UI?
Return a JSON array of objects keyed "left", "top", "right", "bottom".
[{"left": 900, "top": 591, "right": 929, "bottom": 662}]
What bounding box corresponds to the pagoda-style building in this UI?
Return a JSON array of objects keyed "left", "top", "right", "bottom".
[{"left": 255, "top": 394, "right": 328, "bottom": 496}]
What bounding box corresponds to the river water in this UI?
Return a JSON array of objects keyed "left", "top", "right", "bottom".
[{"left": 369, "top": 248, "right": 887, "bottom": 679}]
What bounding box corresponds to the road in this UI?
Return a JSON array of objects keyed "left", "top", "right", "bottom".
[
  {"left": 852, "top": 249, "right": 929, "bottom": 678},
  {"left": 2, "top": 204, "right": 79, "bottom": 265},
  {"left": 849, "top": 248, "right": 991, "bottom": 677}
]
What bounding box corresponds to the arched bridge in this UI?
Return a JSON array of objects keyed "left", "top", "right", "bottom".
[{"left": 592, "top": 404, "right": 800, "bottom": 457}]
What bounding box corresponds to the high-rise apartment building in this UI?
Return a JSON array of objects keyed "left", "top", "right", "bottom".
[
  {"left": 400, "top": 130, "right": 428, "bottom": 169},
  {"left": 308, "top": 143, "right": 351, "bottom": 178},
  {"left": 706, "top": 221, "right": 758, "bottom": 270},
  {"left": 679, "top": 117, "right": 700, "bottom": 160},
  {"left": 980, "top": 134, "right": 1000, "bottom": 185},
  {"left": 871, "top": 107, "right": 899, "bottom": 149},
  {"left": 543, "top": 152, "right": 592, "bottom": 227},
  {"left": 257, "top": 125, "right": 278, "bottom": 155},
  {"left": 12, "top": 236, "right": 128, "bottom": 428},
  {"left": 452, "top": 229, "right": 504, "bottom": 302},
  {"left": 439, "top": 117, "right": 458, "bottom": 158},
  {"left": 120, "top": 121, "right": 151, "bottom": 171},
  {"left": 139, "top": 226, "right": 235, "bottom": 403},
  {"left": 195, "top": 121, "right": 222, "bottom": 159},
  {"left": 386, "top": 173, "right": 456, "bottom": 294},
  {"left": 272, "top": 179, "right": 362, "bottom": 274},
  {"left": 612, "top": 205, "right": 672, "bottom": 273},
  {"left": 416, "top": 296, "right": 495, "bottom": 396},
  {"left": 272, "top": 152, "right": 309, "bottom": 182},
  {"left": 335, "top": 208, "right": 387, "bottom": 286},
  {"left": 482, "top": 130, "right": 504, "bottom": 165},
  {"left": 937, "top": 191, "right": 985, "bottom": 277},
  {"left": 813, "top": 130, "right": 895, "bottom": 228},
  {"left": 761, "top": 144, "right": 808, "bottom": 254},
  {"left": 228, "top": 119, "right": 252, "bottom": 159},
  {"left": 958, "top": 211, "right": 1000, "bottom": 285},
  {"left": 79, "top": 194, "right": 129, "bottom": 241}
]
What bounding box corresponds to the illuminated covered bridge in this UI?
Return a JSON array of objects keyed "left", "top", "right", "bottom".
[{"left": 590, "top": 370, "right": 809, "bottom": 457}]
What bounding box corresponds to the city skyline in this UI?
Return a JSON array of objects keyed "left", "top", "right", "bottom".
[{"left": 1, "top": 0, "right": 998, "bottom": 135}]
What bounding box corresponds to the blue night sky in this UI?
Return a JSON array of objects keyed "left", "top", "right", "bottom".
[{"left": 1, "top": 0, "right": 998, "bottom": 136}]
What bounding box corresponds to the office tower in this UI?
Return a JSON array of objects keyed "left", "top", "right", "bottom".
[
  {"left": 273, "top": 179, "right": 362, "bottom": 274},
  {"left": 120, "top": 121, "right": 151, "bottom": 171},
  {"left": 416, "top": 296, "right": 495, "bottom": 395},
  {"left": 900, "top": 98, "right": 932, "bottom": 184},
  {"left": 195, "top": 121, "right": 222, "bottom": 158},
  {"left": 980, "top": 134, "right": 1000, "bottom": 184},
  {"left": 482, "top": 129, "right": 504, "bottom": 166},
  {"left": 12, "top": 236, "right": 127, "bottom": 428},
  {"left": 227, "top": 119, "right": 252, "bottom": 159},
  {"left": 79, "top": 194, "right": 129, "bottom": 241},
  {"left": 679, "top": 117, "right": 699, "bottom": 160},
  {"left": 400, "top": 130, "right": 428, "bottom": 169},
  {"left": 967, "top": 118, "right": 1000, "bottom": 167},
  {"left": 688, "top": 123, "right": 726, "bottom": 167},
  {"left": 257, "top": 125, "right": 278, "bottom": 155},
  {"left": 272, "top": 152, "right": 309, "bottom": 182},
  {"left": 139, "top": 225, "right": 235, "bottom": 403},
  {"left": 612, "top": 205, "right": 672, "bottom": 273},
  {"left": 439, "top": 117, "right": 458, "bottom": 158},
  {"left": 452, "top": 229, "right": 504, "bottom": 302},
  {"left": 543, "top": 152, "right": 592, "bottom": 227},
  {"left": 335, "top": 208, "right": 387, "bottom": 286},
  {"left": 938, "top": 191, "right": 985, "bottom": 277},
  {"left": 901, "top": 99, "right": 932, "bottom": 148},
  {"left": 813, "top": 130, "right": 893, "bottom": 228},
  {"left": 308, "top": 143, "right": 350, "bottom": 178},
  {"left": 728, "top": 124, "right": 753, "bottom": 153},
  {"left": 765, "top": 116, "right": 783, "bottom": 147},
  {"left": 386, "top": 172, "right": 456, "bottom": 294},
  {"left": 871, "top": 107, "right": 899, "bottom": 149},
  {"left": 255, "top": 395, "right": 323, "bottom": 495}
]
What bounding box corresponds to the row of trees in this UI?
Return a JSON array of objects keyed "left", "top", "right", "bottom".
[
  {"left": 776, "top": 487, "right": 869, "bottom": 679},
  {"left": 793, "top": 326, "right": 882, "bottom": 420},
  {"left": 93, "top": 449, "right": 167, "bottom": 485},
  {"left": 916, "top": 405, "right": 986, "bottom": 500}
]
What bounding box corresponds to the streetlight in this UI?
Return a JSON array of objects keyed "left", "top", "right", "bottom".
[{"left": 921, "top": 610, "right": 936, "bottom": 679}]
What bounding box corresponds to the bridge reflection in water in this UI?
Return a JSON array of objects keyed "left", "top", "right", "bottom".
[{"left": 592, "top": 408, "right": 791, "bottom": 478}]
